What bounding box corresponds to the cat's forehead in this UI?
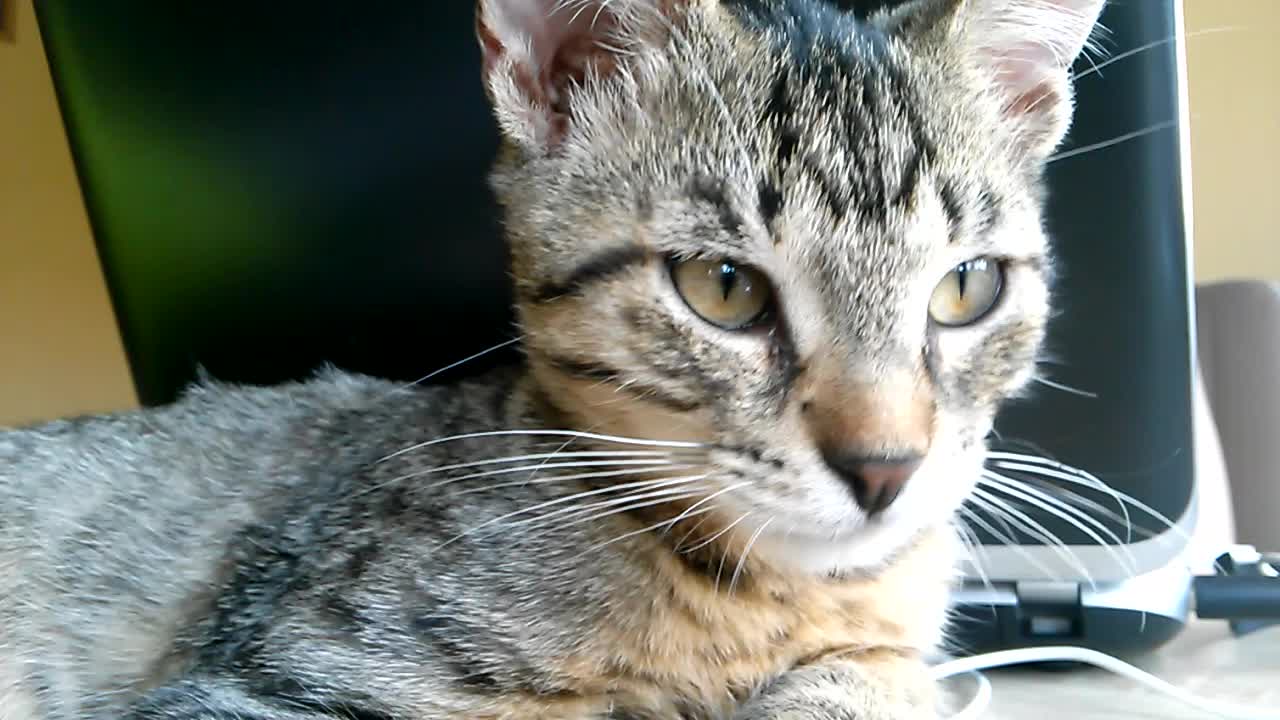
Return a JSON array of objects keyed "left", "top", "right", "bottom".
[
  {"left": 641, "top": 4, "right": 1007, "bottom": 257},
  {"left": 545, "top": 0, "right": 1047, "bottom": 277}
]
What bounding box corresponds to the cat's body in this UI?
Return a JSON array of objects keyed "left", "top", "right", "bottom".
[
  {"left": 1, "top": 369, "right": 950, "bottom": 719},
  {"left": 0, "top": 0, "right": 1106, "bottom": 718}
]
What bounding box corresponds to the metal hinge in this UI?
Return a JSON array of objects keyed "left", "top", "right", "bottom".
[{"left": 1015, "top": 581, "right": 1083, "bottom": 638}]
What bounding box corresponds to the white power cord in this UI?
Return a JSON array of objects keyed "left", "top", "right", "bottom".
[
  {"left": 939, "top": 671, "right": 992, "bottom": 720},
  {"left": 932, "top": 646, "right": 1280, "bottom": 719}
]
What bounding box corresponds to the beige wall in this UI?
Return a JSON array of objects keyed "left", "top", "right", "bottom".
[
  {"left": 0, "top": 1, "right": 1275, "bottom": 425},
  {"left": 0, "top": 1, "right": 137, "bottom": 427},
  {"left": 1185, "top": 0, "right": 1280, "bottom": 283}
]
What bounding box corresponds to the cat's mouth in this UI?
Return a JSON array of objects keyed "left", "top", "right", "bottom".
[{"left": 687, "top": 438, "right": 985, "bottom": 573}]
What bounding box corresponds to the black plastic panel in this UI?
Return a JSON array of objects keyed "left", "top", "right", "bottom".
[
  {"left": 981, "top": 0, "right": 1196, "bottom": 547},
  {"left": 949, "top": 602, "right": 1186, "bottom": 659}
]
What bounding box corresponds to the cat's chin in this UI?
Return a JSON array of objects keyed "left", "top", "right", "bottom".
[{"left": 747, "top": 516, "right": 940, "bottom": 577}]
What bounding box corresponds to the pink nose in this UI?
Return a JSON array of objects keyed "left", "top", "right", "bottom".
[{"left": 822, "top": 453, "right": 922, "bottom": 515}]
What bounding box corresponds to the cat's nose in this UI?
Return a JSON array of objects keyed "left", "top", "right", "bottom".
[{"left": 822, "top": 453, "right": 922, "bottom": 515}]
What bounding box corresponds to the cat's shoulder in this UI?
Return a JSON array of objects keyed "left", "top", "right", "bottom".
[
  {"left": 1, "top": 364, "right": 528, "bottom": 479},
  {"left": 3, "top": 367, "right": 388, "bottom": 442},
  {"left": 0, "top": 368, "right": 437, "bottom": 478}
]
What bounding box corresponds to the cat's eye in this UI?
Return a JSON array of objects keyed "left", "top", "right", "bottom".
[
  {"left": 929, "top": 258, "right": 1004, "bottom": 327},
  {"left": 670, "top": 259, "right": 774, "bottom": 330}
]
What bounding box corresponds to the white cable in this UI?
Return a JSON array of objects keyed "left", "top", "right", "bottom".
[
  {"left": 940, "top": 671, "right": 993, "bottom": 720},
  {"left": 932, "top": 646, "right": 1280, "bottom": 720}
]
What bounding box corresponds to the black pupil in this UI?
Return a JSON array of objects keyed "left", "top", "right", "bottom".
[
  {"left": 718, "top": 262, "right": 737, "bottom": 300},
  {"left": 956, "top": 259, "right": 990, "bottom": 299}
]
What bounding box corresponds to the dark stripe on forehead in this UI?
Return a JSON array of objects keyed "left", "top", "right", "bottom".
[
  {"left": 759, "top": 69, "right": 797, "bottom": 231},
  {"left": 758, "top": 181, "right": 785, "bottom": 232},
  {"left": 894, "top": 146, "right": 924, "bottom": 208},
  {"left": 938, "top": 179, "right": 965, "bottom": 241},
  {"left": 976, "top": 183, "right": 1003, "bottom": 237},
  {"left": 689, "top": 175, "right": 746, "bottom": 237},
  {"left": 767, "top": 70, "right": 800, "bottom": 166},
  {"left": 744, "top": 2, "right": 890, "bottom": 228},
  {"left": 532, "top": 245, "right": 647, "bottom": 303},
  {"left": 734, "top": 0, "right": 942, "bottom": 231},
  {"left": 800, "top": 152, "right": 849, "bottom": 220},
  {"left": 894, "top": 121, "right": 939, "bottom": 208},
  {"left": 853, "top": 62, "right": 939, "bottom": 221}
]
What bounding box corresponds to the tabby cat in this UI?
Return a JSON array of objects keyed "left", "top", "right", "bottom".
[{"left": 0, "top": 0, "right": 1106, "bottom": 717}]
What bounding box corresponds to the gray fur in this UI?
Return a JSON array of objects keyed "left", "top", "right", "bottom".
[{"left": 1, "top": 1, "right": 1105, "bottom": 718}]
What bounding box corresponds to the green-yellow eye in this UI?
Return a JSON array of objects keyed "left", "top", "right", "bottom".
[
  {"left": 670, "top": 259, "right": 773, "bottom": 330},
  {"left": 929, "top": 258, "right": 1004, "bottom": 327}
]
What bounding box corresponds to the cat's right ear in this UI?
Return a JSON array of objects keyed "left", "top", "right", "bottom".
[
  {"left": 888, "top": 0, "right": 1107, "bottom": 159},
  {"left": 476, "top": 0, "right": 679, "bottom": 153}
]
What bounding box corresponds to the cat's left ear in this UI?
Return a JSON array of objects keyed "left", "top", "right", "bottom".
[
  {"left": 476, "top": 0, "right": 683, "bottom": 153},
  {"left": 893, "top": 0, "right": 1107, "bottom": 158}
]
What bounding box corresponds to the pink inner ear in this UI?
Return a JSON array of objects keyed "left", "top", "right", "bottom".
[
  {"left": 1006, "top": 79, "right": 1059, "bottom": 119},
  {"left": 478, "top": 0, "right": 678, "bottom": 149},
  {"left": 480, "top": 0, "right": 626, "bottom": 115},
  {"left": 542, "top": 9, "right": 624, "bottom": 114},
  {"left": 984, "top": 45, "right": 1061, "bottom": 116}
]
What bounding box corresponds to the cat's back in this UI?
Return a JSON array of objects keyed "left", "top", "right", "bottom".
[
  {"left": 0, "top": 369, "right": 439, "bottom": 719},
  {"left": 0, "top": 369, "right": 408, "bottom": 574}
]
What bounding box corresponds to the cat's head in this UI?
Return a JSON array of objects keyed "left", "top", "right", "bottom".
[{"left": 476, "top": 0, "right": 1104, "bottom": 573}]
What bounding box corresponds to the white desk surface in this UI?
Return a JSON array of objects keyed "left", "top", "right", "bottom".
[{"left": 974, "top": 621, "right": 1279, "bottom": 718}]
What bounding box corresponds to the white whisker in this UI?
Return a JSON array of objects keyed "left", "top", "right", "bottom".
[
  {"left": 661, "top": 482, "right": 748, "bottom": 536},
  {"left": 998, "top": 459, "right": 1186, "bottom": 538},
  {"left": 519, "top": 482, "right": 710, "bottom": 531},
  {"left": 953, "top": 518, "right": 995, "bottom": 593},
  {"left": 379, "top": 429, "right": 705, "bottom": 464},
  {"left": 1019, "top": 477, "right": 1157, "bottom": 541},
  {"left": 989, "top": 457, "right": 1175, "bottom": 536},
  {"left": 728, "top": 516, "right": 773, "bottom": 596},
  {"left": 435, "top": 474, "right": 709, "bottom": 548},
  {"left": 1047, "top": 120, "right": 1176, "bottom": 163},
  {"left": 983, "top": 470, "right": 1134, "bottom": 550},
  {"left": 960, "top": 502, "right": 1064, "bottom": 584},
  {"left": 540, "top": 488, "right": 712, "bottom": 543},
  {"left": 673, "top": 511, "right": 719, "bottom": 551},
  {"left": 586, "top": 504, "right": 720, "bottom": 553},
  {"left": 421, "top": 457, "right": 679, "bottom": 488},
  {"left": 379, "top": 337, "right": 522, "bottom": 399},
  {"left": 1032, "top": 375, "right": 1098, "bottom": 398},
  {"left": 986, "top": 451, "right": 1133, "bottom": 534},
  {"left": 981, "top": 472, "right": 1137, "bottom": 576},
  {"left": 971, "top": 487, "right": 1095, "bottom": 587},
  {"left": 682, "top": 511, "right": 752, "bottom": 555},
  {"left": 967, "top": 497, "right": 1090, "bottom": 586},
  {"left": 986, "top": 451, "right": 1225, "bottom": 575},
  {"left": 1069, "top": 27, "right": 1243, "bottom": 83},
  {"left": 525, "top": 433, "right": 590, "bottom": 483},
  {"left": 358, "top": 451, "right": 685, "bottom": 497},
  {"left": 582, "top": 486, "right": 745, "bottom": 554},
  {"left": 714, "top": 545, "right": 732, "bottom": 595},
  {"left": 447, "top": 463, "right": 702, "bottom": 497}
]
